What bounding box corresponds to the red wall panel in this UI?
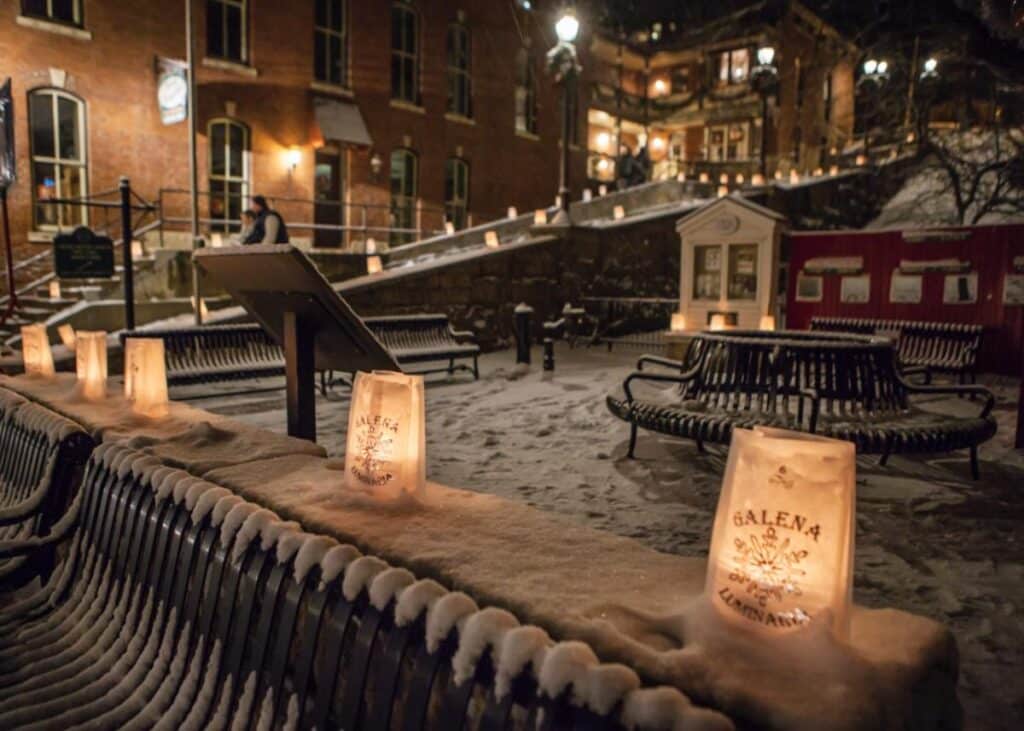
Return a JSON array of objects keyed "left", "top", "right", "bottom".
[{"left": 785, "top": 224, "right": 1024, "bottom": 376}]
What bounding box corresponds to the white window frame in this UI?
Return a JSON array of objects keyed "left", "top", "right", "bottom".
[
  {"left": 208, "top": 0, "right": 247, "bottom": 63},
  {"left": 716, "top": 48, "right": 750, "bottom": 86},
  {"left": 391, "top": 2, "right": 420, "bottom": 104},
  {"left": 444, "top": 158, "right": 469, "bottom": 230},
  {"left": 29, "top": 88, "right": 88, "bottom": 230},
  {"left": 705, "top": 122, "right": 750, "bottom": 162},
  {"left": 207, "top": 118, "right": 250, "bottom": 231},
  {"left": 515, "top": 47, "right": 537, "bottom": 135},
  {"left": 389, "top": 148, "right": 418, "bottom": 245},
  {"left": 446, "top": 22, "right": 472, "bottom": 118},
  {"left": 22, "top": 0, "right": 82, "bottom": 26},
  {"left": 314, "top": 0, "right": 347, "bottom": 87}
]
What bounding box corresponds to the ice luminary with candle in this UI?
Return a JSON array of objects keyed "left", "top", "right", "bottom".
[
  {"left": 75, "top": 331, "right": 108, "bottom": 401},
  {"left": 20, "top": 324, "right": 55, "bottom": 378},
  {"left": 706, "top": 427, "right": 856, "bottom": 639},
  {"left": 344, "top": 370, "right": 426, "bottom": 500}
]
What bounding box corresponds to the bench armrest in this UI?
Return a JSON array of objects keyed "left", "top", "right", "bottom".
[
  {"left": 636, "top": 355, "right": 684, "bottom": 372},
  {"left": 622, "top": 369, "right": 698, "bottom": 403},
  {"left": 448, "top": 328, "right": 476, "bottom": 343},
  {"left": 902, "top": 381, "right": 996, "bottom": 418}
]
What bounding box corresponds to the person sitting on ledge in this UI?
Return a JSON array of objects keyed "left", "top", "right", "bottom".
[{"left": 243, "top": 195, "right": 290, "bottom": 245}]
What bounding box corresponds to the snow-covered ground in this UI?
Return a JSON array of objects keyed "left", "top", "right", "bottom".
[{"left": 189, "top": 344, "right": 1024, "bottom": 730}]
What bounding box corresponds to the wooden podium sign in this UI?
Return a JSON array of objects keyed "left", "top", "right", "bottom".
[{"left": 194, "top": 244, "right": 399, "bottom": 441}]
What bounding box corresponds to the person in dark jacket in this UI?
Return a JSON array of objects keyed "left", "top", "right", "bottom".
[{"left": 242, "top": 195, "right": 290, "bottom": 244}]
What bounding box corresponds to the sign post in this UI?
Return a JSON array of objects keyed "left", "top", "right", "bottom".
[
  {"left": 1, "top": 78, "right": 17, "bottom": 325},
  {"left": 120, "top": 177, "right": 136, "bottom": 331}
]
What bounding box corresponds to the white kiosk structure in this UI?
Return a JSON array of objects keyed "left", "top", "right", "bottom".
[{"left": 674, "top": 195, "right": 787, "bottom": 332}]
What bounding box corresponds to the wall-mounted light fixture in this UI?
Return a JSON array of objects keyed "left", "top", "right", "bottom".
[{"left": 285, "top": 145, "right": 301, "bottom": 171}]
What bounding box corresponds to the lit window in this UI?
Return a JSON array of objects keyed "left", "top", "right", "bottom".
[
  {"left": 28, "top": 89, "right": 87, "bottom": 229},
  {"left": 207, "top": 0, "right": 246, "bottom": 62},
  {"left": 716, "top": 48, "right": 750, "bottom": 86},
  {"left": 515, "top": 48, "right": 537, "bottom": 135},
  {"left": 444, "top": 158, "right": 469, "bottom": 231},
  {"left": 208, "top": 119, "right": 249, "bottom": 232},
  {"left": 391, "top": 2, "right": 419, "bottom": 104},
  {"left": 706, "top": 123, "right": 749, "bottom": 161},
  {"left": 390, "top": 148, "right": 418, "bottom": 245},
  {"left": 447, "top": 23, "right": 472, "bottom": 117},
  {"left": 314, "top": 0, "right": 347, "bottom": 86},
  {"left": 21, "top": 0, "right": 81, "bottom": 26}
]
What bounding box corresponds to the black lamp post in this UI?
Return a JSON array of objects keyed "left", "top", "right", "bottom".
[
  {"left": 857, "top": 58, "right": 890, "bottom": 163},
  {"left": 750, "top": 45, "right": 779, "bottom": 180},
  {"left": 547, "top": 7, "right": 582, "bottom": 226}
]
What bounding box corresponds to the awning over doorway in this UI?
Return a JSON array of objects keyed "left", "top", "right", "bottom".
[{"left": 314, "top": 99, "right": 372, "bottom": 147}]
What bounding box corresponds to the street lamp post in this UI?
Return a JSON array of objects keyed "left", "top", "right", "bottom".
[
  {"left": 857, "top": 58, "right": 889, "bottom": 163},
  {"left": 547, "top": 8, "right": 581, "bottom": 226},
  {"left": 751, "top": 45, "right": 779, "bottom": 180}
]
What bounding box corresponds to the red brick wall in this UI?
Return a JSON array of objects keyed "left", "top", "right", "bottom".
[{"left": 0, "top": 0, "right": 586, "bottom": 278}]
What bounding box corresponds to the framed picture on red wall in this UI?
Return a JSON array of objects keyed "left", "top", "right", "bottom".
[
  {"left": 943, "top": 273, "right": 978, "bottom": 304},
  {"left": 796, "top": 272, "right": 823, "bottom": 302},
  {"left": 889, "top": 272, "right": 922, "bottom": 304},
  {"left": 840, "top": 275, "right": 871, "bottom": 304}
]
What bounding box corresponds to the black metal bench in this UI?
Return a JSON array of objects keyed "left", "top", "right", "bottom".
[
  {"left": 607, "top": 330, "right": 997, "bottom": 478},
  {"left": 0, "top": 442, "right": 707, "bottom": 729},
  {"left": 124, "top": 315, "right": 480, "bottom": 395},
  {"left": 810, "top": 317, "right": 983, "bottom": 384},
  {"left": 0, "top": 387, "right": 94, "bottom": 588}
]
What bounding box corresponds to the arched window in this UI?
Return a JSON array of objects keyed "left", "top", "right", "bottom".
[
  {"left": 28, "top": 88, "right": 87, "bottom": 229},
  {"left": 446, "top": 22, "right": 471, "bottom": 117},
  {"left": 389, "top": 148, "right": 417, "bottom": 245},
  {"left": 515, "top": 47, "right": 537, "bottom": 135},
  {"left": 444, "top": 158, "right": 469, "bottom": 231},
  {"left": 314, "top": 0, "right": 347, "bottom": 86},
  {"left": 207, "top": 119, "right": 249, "bottom": 231},
  {"left": 391, "top": 2, "right": 419, "bottom": 104}
]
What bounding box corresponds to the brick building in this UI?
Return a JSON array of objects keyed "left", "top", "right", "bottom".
[
  {"left": 0, "top": 0, "right": 591, "bottom": 266},
  {"left": 584, "top": 0, "right": 856, "bottom": 186}
]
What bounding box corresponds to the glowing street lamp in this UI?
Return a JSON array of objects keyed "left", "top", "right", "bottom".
[{"left": 547, "top": 7, "right": 583, "bottom": 226}]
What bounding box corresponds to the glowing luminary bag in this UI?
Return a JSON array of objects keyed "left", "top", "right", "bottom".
[
  {"left": 344, "top": 370, "right": 426, "bottom": 500},
  {"left": 75, "top": 331, "right": 108, "bottom": 401},
  {"left": 21, "top": 324, "right": 55, "bottom": 378},
  {"left": 706, "top": 426, "right": 856, "bottom": 639}
]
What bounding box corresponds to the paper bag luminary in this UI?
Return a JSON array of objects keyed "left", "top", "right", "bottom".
[
  {"left": 706, "top": 427, "right": 856, "bottom": 639},
  {"left": 21, "top": 324, "right": 55, "bottom": 378},
  {"left": 58, "top": 324, "right": 77, "bottom": 352},
  {"left": 124, "top": 338, "right": 169, "bottom": 417},
  {"left": 759, "top": 315, "right": 776, "bottom": 331},
  {"left": 75, "top": 331, "right": 108, "bottom": 401},
  {"left": 670, "top": 312, "right": 686, "bottom": 332},
  {"left": 344, "top": 371, "right": 426, "bottom": 500}
]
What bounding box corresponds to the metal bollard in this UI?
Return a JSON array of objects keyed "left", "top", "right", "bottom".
[
  {"left": 543, "top": 338, "right": 555, "bottom": 371},
  {"left": 514, "top": 302, "right": 533, "bottom": 365}
]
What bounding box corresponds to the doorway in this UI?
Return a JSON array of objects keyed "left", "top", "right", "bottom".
[{"left": 314, "top": 148, "right": 345, "bottom": 247}]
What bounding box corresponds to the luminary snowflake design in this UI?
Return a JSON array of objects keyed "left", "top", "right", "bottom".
[
  {"left": 705, "top": 427, "right": 856, "bottom": 638},
  {"left": 350, "top": 414, "right": 400, "bottom": 487},
  {"left": 729, "top": 526, "right": 808, "bottom": 607}
]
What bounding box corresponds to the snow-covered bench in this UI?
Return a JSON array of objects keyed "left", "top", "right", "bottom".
[
  {"left": 0, "top": 442, "right": 719, "bottom": 729},
  {"left": 810, "top": 316, "right": 984, "bottom": 384},
  {"left": 0, "top": 387, "right": 93, "bottom": 589},
  {"left": 125, "top": 315, "right": 480, "bottom": 394},
  {"left": 607, "top": 330, "right": 997, "bottom": 478}
]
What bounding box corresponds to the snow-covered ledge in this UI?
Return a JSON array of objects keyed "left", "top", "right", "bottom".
[
  {"left": 204, "top": 453, "right": 960, "bottom": 731},
  {"left": 0, "top": 374, "right": 325, "bottom": 472},
  {"left": 0, "top": 373, "right": 960, "bottom": 729}
]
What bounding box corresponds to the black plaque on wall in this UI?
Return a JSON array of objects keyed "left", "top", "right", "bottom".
[{"left": 54, "top": 227, "right": 115, "bottom": 279}]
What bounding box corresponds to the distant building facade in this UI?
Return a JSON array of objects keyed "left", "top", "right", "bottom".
[
  {"left": 0, "top": 0, "right": 590, "bottom": 264},
  {"left": 584, "top": 0, "right": 857, "bottom": 187}
]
